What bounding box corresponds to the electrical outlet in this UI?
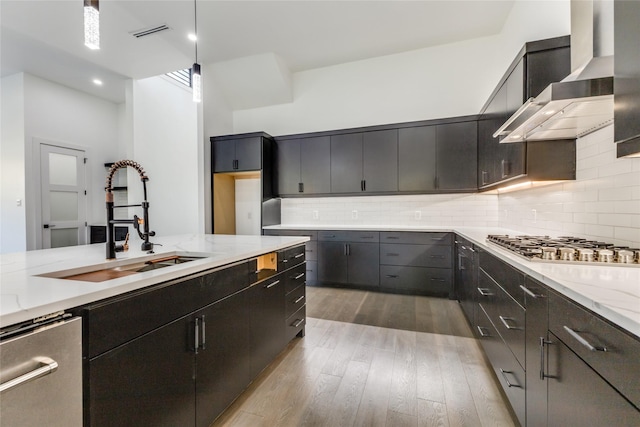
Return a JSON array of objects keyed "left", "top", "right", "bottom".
[
  {"left": 414, "top": 210, "right": 421, "bottom": 220},
  {"left": 312, "top": 210, "right": 319, "bottom": 220},
  {"left": 351, "top": 210, "right": 358, "bottom": 219},
  {"left": 532, "top": 209, "right": 537, "bottom": 223}
]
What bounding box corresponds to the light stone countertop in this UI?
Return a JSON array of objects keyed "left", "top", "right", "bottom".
[
  {"left": 264, "top": 224, "right": 640, "bottom": 338},
  {"left": 0, "top": 234, "right": 308, "bottom": 328}
]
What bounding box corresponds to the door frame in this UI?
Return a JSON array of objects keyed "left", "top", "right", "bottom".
[{"left": 31, "top": 138, "right": 91, "bottom": 250}]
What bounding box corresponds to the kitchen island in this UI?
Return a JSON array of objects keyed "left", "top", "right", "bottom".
[{"left": 0, "top": 234, "right": 309, "bottom": 427}]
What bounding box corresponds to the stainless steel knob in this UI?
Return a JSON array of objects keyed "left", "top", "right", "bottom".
[
  {"left": 577, "top": 248, "right": 594, "bottom": 262},
  {"left": 541, "top": 247, "right": 557, "bottom": 261},
  {"left": 617, "top": 250, "right": 634, "bottom": 264},
  {"left": 597, "top": 249, "right": 614, "bottom": 263},
  {"left": 559, "top": 248, "right": 575, "bottom": 261}
]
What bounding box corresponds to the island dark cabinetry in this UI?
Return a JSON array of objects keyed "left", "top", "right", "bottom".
[
  {"left": 457, "top": 244, "right": 640, "bottom": 426},
  {"left": 78, "top": 246, "right": 306, "bottom": 427}
]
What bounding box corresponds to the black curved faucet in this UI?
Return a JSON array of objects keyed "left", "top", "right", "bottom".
[{"left": 105, "top": 160, "right": 156, "bottom": 259}]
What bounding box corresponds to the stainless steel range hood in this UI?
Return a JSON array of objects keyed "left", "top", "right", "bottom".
[{"left": 495, "top": 0, "right": 614, "bottom": 143}]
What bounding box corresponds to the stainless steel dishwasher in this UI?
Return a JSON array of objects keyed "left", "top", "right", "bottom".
[{"left": 1, "top": 314, "right": 82, "bottom": 426}]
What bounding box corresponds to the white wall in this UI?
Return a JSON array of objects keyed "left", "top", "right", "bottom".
[
  {"left": 232, "top": 0, "right": 570, "bottom": 136},
  {"left": 499, "top": 126, "right": 640, "bottom": 247},
  {"left": 0, "top": 74, "right": 26, "bottom": 253},
  {"left": 1, "top": 73, "right": 121, "bottom": 253},
  {"left": 129, "top": 76, "right": 200, "bottom": 240}
]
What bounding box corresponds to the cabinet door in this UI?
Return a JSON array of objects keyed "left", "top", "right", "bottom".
[
  {"left": 456, "top": 242, "right": 477, "bottom": 326},
  {"left": 398, "top": 126, "right": 436, "bottom": 192},
  {"left": 503, "top": 59, "right": 526, "bottom": 180},
  {"left": 436, "top": 121, "right": 477, "bottom": 191},
  {"left": 363, "top": 129, "right": 398, "bottom": 192},
  {"left": 478, "top": 84, "right": 507, "bottom": 187},
  {"left": 347, "top": 242, "right": 379, "bottom": 288},
  {"left": 249, "top": 275, "right": 285, "bottom": 379},
  {"left": 300, "top": 136, "right": 331, "bottom": 194},
  {"left": 317, "top": 241, "right": 348, "bottom": 284},
  {"left": 276, "top": 139, "right": 301, "bottom": 195},
  {"left": 547, "top": 333, "right": 640, "bottom": 426},
  {"left": 331, "top": 133, "right": 363, "bottom": 193},
  {"left": 234, "top": 137, "right": 262, "bottom": 171},
  {"left": 89, "top": 315, "right": 196, "bottom": 427},
  {"left": 195, "top": 291, "right": 251, "bottom": 427},
  {"left": 213, "top": 140, "right": 237, "bottom": 172}
]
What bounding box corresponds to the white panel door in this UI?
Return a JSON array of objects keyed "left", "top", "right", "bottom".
[{"left": 40, "top": 144, "right": 87, "bottom": 248}]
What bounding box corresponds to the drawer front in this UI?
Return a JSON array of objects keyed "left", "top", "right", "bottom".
[
  {"left": 479, "top": 250, "right": 525, "bottom": 308},
  {"left": 476, "top": 306, "right": 526, "bottom": 426},
  {"left": 305, "top": 260, "right": 318, "bottom": 284},
  {"left": 380, "top": 244, "right": 452, "bottom": 268},
  {"left": 279, "top": 245, "right": 305, "bottom": 270},
  {"left": 318, "top": 230, "right": 351, "bottom": 242},
  {"left": 285, "top": 263, "right": 306, "bottom": 294},
  {"left": 380, "top": 265, "right": 451, "bottom": 297},
  {"left": 305, "top": 241, "right": 318, "bottom": 261},
  {"left": 549, "top": 290, "right": 640, "bottom": 408},
  {"left": 346, "top": 231, "right": 380, "bottom": 243},
  {"left": 285, "top": 305, "right": 306, "bottom": 342},
  {"left": 285, "top": 284, "right": 306, "bottom": 318},
  {"left": 380, "top": 231, "right": 451, "bottom": 245}
]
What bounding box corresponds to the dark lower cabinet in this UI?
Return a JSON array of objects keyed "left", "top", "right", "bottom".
[
  {"left": 317, "top": 241, "right": 349, "bottom": 284},
  {"left": 317, "top": 241, "right": 379, "bottom": 288},
  {"left": 195, "top": 292, "right": 251, "bottom": 427},
  {"left": 88, "top": 314, "right": 196, "bottom": 427},
  {"left": 249, "top": 274, "right": 286, "bottom": 379},
  {"left": 455, "top": 237, "right": 477, "bottom": 326},
  {"left": 547, "top": 332, "right": 640, "bottom": 426}
]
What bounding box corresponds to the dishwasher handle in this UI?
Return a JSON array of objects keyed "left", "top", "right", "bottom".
[{"left": 0, "top": 357, "right": 58, "bottom": 393}]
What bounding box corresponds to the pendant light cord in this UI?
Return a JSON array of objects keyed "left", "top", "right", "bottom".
[{"left": 194, "top": 0, "right": 198, "bottom": 63}]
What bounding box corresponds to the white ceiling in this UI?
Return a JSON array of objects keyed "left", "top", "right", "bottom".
[{"left": 1, "top": 0, "right": 515, "bottom": 104}]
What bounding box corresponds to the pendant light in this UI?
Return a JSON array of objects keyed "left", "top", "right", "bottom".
[
  {"left": 84, "top": 0, "right": 100, "bottom": 50},
  {"left": 191, "top": 0, "right": 201, "bottom": 103}
]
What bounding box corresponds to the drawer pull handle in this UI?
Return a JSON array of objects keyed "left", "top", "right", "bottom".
[
  {"left": 294, "top": 253, "right": 304, "bottom": 259},
  {"left": 499, "top": 315, "right": 521, "bottom": 330},
  {"left": 282, "top": 259, "right": 288, "bottom": 263},
  {"left": 477, "top": 287, "right": 494, "bottom": 296},
  {"left": 477, "top": 326, "right": 491, "bottom": 337},
  {"left": 292, "top": 319, "right": 305, "bottom": 328},
  {"left": 385, "top": 274, "right": 399, "bottom": 278},
  {"left": 520, "top": 285, "right": 544, "bottom": 299},
  {"left": 265, "top": 280, "right": 280, "bottom": 289},
  {"left": 430, "top": 255, "right": 445, "bottom": 259},
  {"left": 386, "top": 253, "right": 399, "bottom": 257},
  {"left": 563, "top": 326, "right": 607, "bottom": 352},
  {"left": 360, "top": 236, "right": 374, "bottom": 239},
  {"left": 293, "top": 273, "right": 305, "bottom": 280},
  {"left": 386, "top": 236, "right": 400, "bottom": 240},
  {"left": 294, "top": 295, "right": 305, "bottom": 304},
  {"left": 0, "top": 357, "right": 58, "bottom": 393},
  {"left": 430, "top": 278, "right": 446, "bottom": 282},
  {"left": 499, "top": 369, "right": 522, "bottom": 388},
  {"left": 539, "top": 337, "right": 553, "bottom": 380}
]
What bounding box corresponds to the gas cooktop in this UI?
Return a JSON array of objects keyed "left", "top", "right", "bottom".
[{"left": 486, "top": 235, "right": 639, "bottom": 267}]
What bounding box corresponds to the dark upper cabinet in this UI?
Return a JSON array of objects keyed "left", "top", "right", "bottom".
[
  {"left": 615, "top": 0, "right": 640, "bottom": 157},
  {"left": 331, "top": 133, "right": 364, "bottom": 193},
  {"left": 276, "top": 136, "right": 331, "bottom": 195},
  {"left": 478, "top": 36, "right": 572, "bottom": 190},
  {"left": 213, "top": 136, "right": 262, "bottom": 172},
  {"left": 436, "top": 121, "right": 478, "bottom": 191},
  {"left": 363, "top": 129, "right": 398, "bottom": 192},
  {"left": 398, "top": 126, "right": 437, "bottom": 192}
]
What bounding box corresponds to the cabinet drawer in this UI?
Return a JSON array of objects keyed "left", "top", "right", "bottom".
[
  {"left": 305, "top": 241, "right": 318, "bottom": 261},
  {"left": 286, "top": 284, "right": 306, "bottom": 318},
  {"left": 279, "top": 245, "right": 305, "bottom": 270},
  {"left": 285, "top": 263, "right": 306, "bottom": 294},
  {"left": 305, "top": 261, "right": 318, "bottom": 284},
  {"left": 380, "top": 231, "right": 451, "bottom": 245},
  {"left": 549, "top": 291, "right": 640, "bottom": 408},
  {"left": 285, "top": 306, "right": 306, "bottom": 342},
  {"left": 479, "top": 251, "right": 525, "bottom": 308},
  {"left": 476, "top": 306, "right": 526, "bottom": 426},
  {"left": 380, "top": 244, "right": 451, "bottom": 268},
  {"left": 380, "top": 265, "right": 451, "bottom": 297},
  {"left": 318, "top": 230, "right": 351, "bottom": 242}
]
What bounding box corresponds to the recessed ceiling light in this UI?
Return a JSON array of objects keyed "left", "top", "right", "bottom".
[
  {"left": 188, "top": 33, "right": 197, "bottom": 41},
  {"left": 544, "top": 110, "right": 556, "bottom": 115},
  {"left": 93, "top": 79, "right": 103, "bottom": 86}
]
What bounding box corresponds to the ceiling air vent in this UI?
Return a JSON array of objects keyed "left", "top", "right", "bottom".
[{"left": 130, "top": 24, "right": 171, "bottom": 38}]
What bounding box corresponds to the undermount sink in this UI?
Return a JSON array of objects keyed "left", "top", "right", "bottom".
[{"left": 39, "top": 254, "right": 206, "bottom": 283}]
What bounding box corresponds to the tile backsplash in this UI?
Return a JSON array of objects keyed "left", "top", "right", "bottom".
[
  {"left": 281, "top": 126, "right": 639, "bottom": 247},
  {"left": 499, "top": 126, "right": 640, "bottom": 247},
  {"left": 281, "top": 193, "right": 499, "bottom": 227}
]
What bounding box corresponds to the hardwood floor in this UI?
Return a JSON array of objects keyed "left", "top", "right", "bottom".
[{"left": 211, "top": 287, "right": 516, "bottom": 427}]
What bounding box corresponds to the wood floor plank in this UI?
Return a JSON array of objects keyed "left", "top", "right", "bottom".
[
  {"left": 388, "top": 329, "right": 418, "bottom": 416},
  {"left": 299, "top": 373, "right": 342, "bottom": 427},
  {"left": 416, "top": 333, "right": 446, "bottom": 404},
  {"left": 386, "top": 410, "right": 418, "bottom": 427},
  {"left": 325, "top": 360, "right": 370, "bottom": 427},
  {"left": 353, "top": 349, "right": 395, "bottom": 427},
  {"left": 321, "top": 322, "right": 365, "bottom": 377},
  {"left": 417, "top": 399, "right": 450, "bottom": 427}
]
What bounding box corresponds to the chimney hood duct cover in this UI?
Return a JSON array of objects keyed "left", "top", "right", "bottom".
[{"left": 495, "top": 0, "right": 614, "bottom": 143}]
